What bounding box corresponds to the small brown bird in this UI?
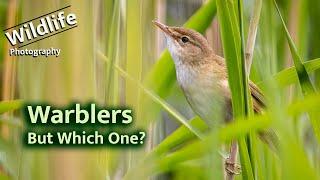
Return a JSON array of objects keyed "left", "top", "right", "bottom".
[
  {"left": 153, "top": 20, "right": 277, "bottom": 175},
  {"left": 153, "top": 20, "right": 265, "bottom": 124}
]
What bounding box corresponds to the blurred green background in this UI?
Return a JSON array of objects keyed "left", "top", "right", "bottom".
[{"left": 0, "top": 0, "right": 320, "bottom": 180}]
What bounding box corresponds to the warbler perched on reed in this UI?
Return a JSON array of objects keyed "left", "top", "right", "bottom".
[{"left": 153, "top": 20, "right": 278, "bottom": 175}]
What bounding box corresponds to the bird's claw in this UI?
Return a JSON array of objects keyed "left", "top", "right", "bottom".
[{"left": 225, "top": 158, "right": 241, "bottom": 175}]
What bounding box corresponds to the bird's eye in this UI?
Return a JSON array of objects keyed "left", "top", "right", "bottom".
[{"left": 181, "top": 36, "right": 189, "bottom": 43}]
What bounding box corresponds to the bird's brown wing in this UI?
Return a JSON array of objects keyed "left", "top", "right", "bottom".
[
  {"left": 249, "top": 81, "right": 279, "bottom": 151},
  {"left": 249, "top": 81, "right": 265, "bottom": 113}
]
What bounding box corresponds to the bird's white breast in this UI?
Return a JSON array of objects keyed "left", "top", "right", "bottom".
[{"left": 175, "top": 63, "right": 224, "bottom": 126}]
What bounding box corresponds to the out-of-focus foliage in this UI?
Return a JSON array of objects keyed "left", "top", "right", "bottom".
[{"left": 0, "top": 0, "right": 320, "bottom": 180}]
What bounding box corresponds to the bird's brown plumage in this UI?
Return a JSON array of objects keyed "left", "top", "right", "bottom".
[{"left": 153, "top": 21, "right": 278, "bottom": 150}]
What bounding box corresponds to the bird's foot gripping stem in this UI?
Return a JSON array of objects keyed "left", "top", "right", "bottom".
[{"left": 225, "top": 158, "right": 241, "bottom": 175}]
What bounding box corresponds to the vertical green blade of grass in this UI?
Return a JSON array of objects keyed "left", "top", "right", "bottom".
[
  {"left": 216, "top": 0, "right": 242, "bottom": 116},
  {"left": 245, "top": 0, "right": 262, "bottom": 73},
  {"left": 103, "top": 1, "right": 114, "bottom": 51},
  {"left": 126, "top": 0, "right": 142, "bottom": 111},
  {"left": 245, "top": 0, "right": 264, "bottom": 178},
  {"left": 293, "top": 0, "right": 310, "bottom": 162},
  {"left": 105, "top": 0, "right": 120, "bottom": 105},
  {"left": 238, "top": 0, "right": 260, "bottom": 178},
  {"left": 216, "top": 0, "right": 254, "bottom": 179},
  {"left": 308, "top": 0, "right": 320, "bottom": 89},
  {"left": 256, "top": 0, "right": 281, "bottom": 80},
  {"left": 102, "top": 1, "right": 122, "bottom": 178},
  {"left": 125, "top": 0, "right": 144, "bottom": 174},
  {"left": 296, "top": 0, "right": 309, "bottom": 59}
]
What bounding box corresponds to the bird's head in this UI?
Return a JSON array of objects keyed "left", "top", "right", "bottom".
[{"left": 153, "top": 20, "right": 213, "bottom": 65}]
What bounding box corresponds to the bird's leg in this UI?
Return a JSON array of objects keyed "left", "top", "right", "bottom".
[{"left": 225, "top": 141, "right": 241, "bottom": 179}]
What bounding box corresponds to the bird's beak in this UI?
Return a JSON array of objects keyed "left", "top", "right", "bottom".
[{"left": 152, "top": 20, "right": 171, "bottom": 36}]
